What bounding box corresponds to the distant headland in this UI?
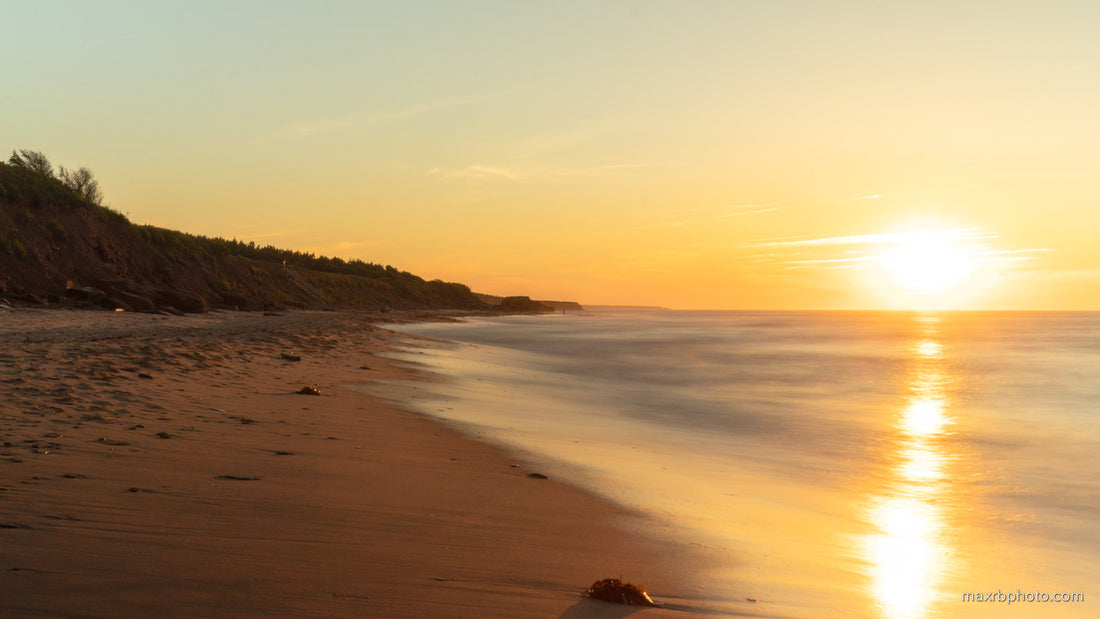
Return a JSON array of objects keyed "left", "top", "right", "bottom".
[{"left": 0, "top": 150, "right": 580, "bottom": 315}]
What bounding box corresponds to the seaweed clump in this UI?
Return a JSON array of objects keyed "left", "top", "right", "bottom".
[{"left": 583, "top": 578, "right": 660, "bottom": 607}]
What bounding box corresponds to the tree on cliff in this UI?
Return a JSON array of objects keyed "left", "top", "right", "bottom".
[
  {"left": 8, "top": 149, "right": 103, "bottom": 206},
  {"left": 58, "top": 166, "right": 104, "bottom": 206},
  {"left": 8, "top": 149, "right": 55, "bottom": 177}
]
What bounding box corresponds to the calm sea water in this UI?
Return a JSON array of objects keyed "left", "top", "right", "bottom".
[{"left": 378, "top": 311, "right": 1099, "bottom": 618}]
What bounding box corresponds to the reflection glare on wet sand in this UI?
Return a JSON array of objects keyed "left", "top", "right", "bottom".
[{"left": 866, "top": 318, "right": 957, "bottom": 619}]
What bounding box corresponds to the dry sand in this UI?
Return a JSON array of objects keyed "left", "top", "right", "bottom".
[{"left": 0, "top": 308, "right": 716, "bottom": 618}]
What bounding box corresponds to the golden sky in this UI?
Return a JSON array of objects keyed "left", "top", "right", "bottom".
[{"left": 5, "top": 1, "right": 1099, "bottom": 309}]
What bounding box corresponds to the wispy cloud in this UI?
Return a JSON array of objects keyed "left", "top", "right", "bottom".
[
  {"left": 972, "top": 247, "right": 1055, "bottom": 262},
  {"left": 745, "top": 228, "right": 990, "bottom": 248},
  {"left": 715, "top": 205, "right": 786, "bottom": 219},
  {"left": 741, "top": 228, "right": 1052, "bottom": 272},
  {"left": 780, "top": 257, "right": 868, "bottom": 269},
  {"left": 832, "top": 194, "right": 885, "bottom": 203},
  {"left": 261, "top": 94, "right": 490, "bottom": 142}
]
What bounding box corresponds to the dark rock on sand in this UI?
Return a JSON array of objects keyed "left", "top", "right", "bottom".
[
  {"left": 527, "top": 472, "right": 549, "bottom": 480},
  {"left": 297, "top": 386, "right": 322, "bottom": 396},
  {"left": 64, "top": 286, "right": 108, "bottom": 306},
  {"left": 583, "top": 578, "right": 660, "bottom": 607},
  {"left": 154, "top": 289, "right": 208, "bottom": 314},
  {"left": 113, "top": 290, "right": 156, "bottom": 312}
]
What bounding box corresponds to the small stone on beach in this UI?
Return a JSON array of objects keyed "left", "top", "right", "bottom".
[
  {"left": 96, "top": 438, "right": 130, "bottom": 446},
  {"left": 297, "top": 386, "right": 322, "bottom": 396}
]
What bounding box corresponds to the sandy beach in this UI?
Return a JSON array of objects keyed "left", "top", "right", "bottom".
[{"left": 0, "top": 309, "right": 708, "bottom": 618}]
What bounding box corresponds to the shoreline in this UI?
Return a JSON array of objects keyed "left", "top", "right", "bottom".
[{"left": 0, "top": 308, "right": 710, "bottom": 617}]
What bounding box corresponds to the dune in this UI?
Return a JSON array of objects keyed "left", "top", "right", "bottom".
[{"left": 0, "top": 309, "right": 707, "bottom": 618}]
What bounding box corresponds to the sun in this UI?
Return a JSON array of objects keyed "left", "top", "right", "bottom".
[{"left": 878, "top": 230, "right": 976, "bottom": 295}]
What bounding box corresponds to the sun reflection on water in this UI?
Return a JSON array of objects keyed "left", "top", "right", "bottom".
[
  {"left": 866, "top": 318, "right": 958, "bottom": 619},
  {"left": 916, "top": 341, "right": 942, "bottom": 358},
  {"left": 902, "top": 398, "right": 948, "bottom": 436},
  {"left": 897, "top": 445, "right": 945, "bottom": 483}
]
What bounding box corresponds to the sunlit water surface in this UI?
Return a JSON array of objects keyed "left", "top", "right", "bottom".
[{"left": 375, "top": 311, "right": 1099, "bottom": 618}]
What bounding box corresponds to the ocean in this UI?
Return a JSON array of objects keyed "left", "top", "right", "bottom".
[{"left": 377, "top": 310, "right": 1098, "bottom": 618}]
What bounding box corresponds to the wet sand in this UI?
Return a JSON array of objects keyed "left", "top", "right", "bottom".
[{"left": 0, "top": 309, "right": 710, "bottom": 618}]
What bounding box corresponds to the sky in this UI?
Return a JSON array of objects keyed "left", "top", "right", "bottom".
[{"left": 4, "top": 0, "right": 1100, "bottom": 310}]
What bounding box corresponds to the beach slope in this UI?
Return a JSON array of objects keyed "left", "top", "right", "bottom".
[{"left": 0, "top": 309, "right": 703, "bottom": 618}]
